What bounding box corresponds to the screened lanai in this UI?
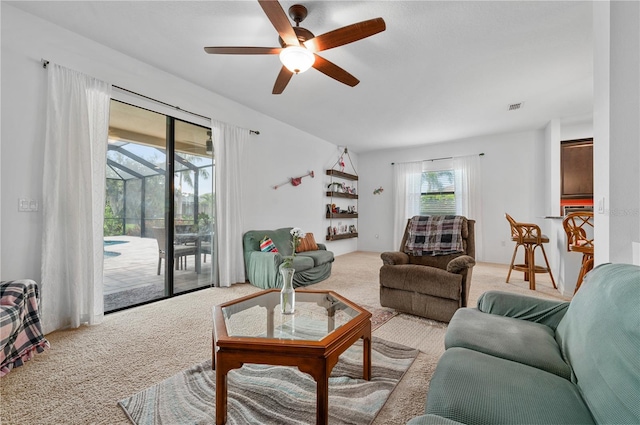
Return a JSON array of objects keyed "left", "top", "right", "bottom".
[
  {"left": 103, "top": 99, "right": 215, "bottom": 312},
  {"left": 104, "top": 141, "right": 214, "bottom": 239}
]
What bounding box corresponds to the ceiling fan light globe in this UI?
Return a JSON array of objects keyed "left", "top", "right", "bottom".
[{"left": 279, "top": 46, "right": 315, "bottom": 74}]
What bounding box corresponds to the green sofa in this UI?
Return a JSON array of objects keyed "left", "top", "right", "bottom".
[
  {"left": 243, "top": 228, "right": 334, "bottom": 289},
  {"left": 408, "top": 262, "right": 640, "bottom": 425}
]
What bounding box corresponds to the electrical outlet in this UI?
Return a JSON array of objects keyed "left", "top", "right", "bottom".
[{"left": 18, "top": 198, "right": 38, "bottom": 212}]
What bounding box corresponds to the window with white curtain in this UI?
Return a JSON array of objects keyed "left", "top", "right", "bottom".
[{"left": 421, "top": 159, "right": 456, "bottom": 215}]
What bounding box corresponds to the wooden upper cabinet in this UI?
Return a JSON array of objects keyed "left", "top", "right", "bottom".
[{"left": 561, "top": 138, "right": 593, "bottom": 199}]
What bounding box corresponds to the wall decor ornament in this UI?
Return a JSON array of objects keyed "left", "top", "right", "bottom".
[
  {"left": 273, "top": 170, "right": 314, "bottom": 189},
  {"left": 373, "top": 187, "right": 384, "bottom": 195}
]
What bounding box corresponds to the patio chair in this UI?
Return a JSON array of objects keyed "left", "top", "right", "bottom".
[{"left": 152, "top": 227, "right": 197, "bottom": 275}]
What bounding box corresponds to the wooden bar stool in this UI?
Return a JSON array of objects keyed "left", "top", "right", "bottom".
[
  {"left": 562, "top": 212, "right": 594, "bottom": 293},
  {"left": 505, "top": 213, "right": 557, "bottom": 290}
]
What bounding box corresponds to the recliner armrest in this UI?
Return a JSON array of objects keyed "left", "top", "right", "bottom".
[
  {"left": 380, "top": 251, "right": 409, "bottom": 265},
  {"left": 477, "top": 291, "right": 570, "bottom": 330},
  {"left": 446, "top": 255, "right": 476, "bottom": 273}
]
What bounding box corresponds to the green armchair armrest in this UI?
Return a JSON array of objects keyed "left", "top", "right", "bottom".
[
  {"left": 244, "top": 250, "right": 284, "bottom": 289},
  {"left": 477, "top": 291, "right": 570, "bottom": 330}
]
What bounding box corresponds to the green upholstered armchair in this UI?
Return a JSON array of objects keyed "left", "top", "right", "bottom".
[
  {"left": 408, "top": 263, "right": 640, "bottom": 425},
  {"left": 243, "top": 228, "right": 334, "bottom": 289},
  {"left": 380, "top": 216, "right": 476, "bottom": 323}
]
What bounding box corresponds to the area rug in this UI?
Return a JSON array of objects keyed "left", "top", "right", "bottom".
[
  {"left": 365, "top": 305, "right": 399, "bottom": 330},
  {"left": 118, "top": 337, "right": 418, "bottom": 425}
]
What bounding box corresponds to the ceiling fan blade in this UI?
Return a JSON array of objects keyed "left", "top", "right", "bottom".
[
  {"left": 304, "top": 18, "right": 386, "bottom": 53},
  {"left": 312, "top": 55, "right": 359, "bottom": 87},
  {"left": 272, "top": 66, "right": 294, "bottom": 94},
  {"left": 204, "top": 46, "right": 282, "bottom": 55},
  {"left": 258, "top": 0, "right": 300, "bottom": 47}
]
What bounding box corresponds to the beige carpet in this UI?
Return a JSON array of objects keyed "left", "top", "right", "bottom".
[{"left": 0, "top": 252, "right": 568, "bottom": 425}]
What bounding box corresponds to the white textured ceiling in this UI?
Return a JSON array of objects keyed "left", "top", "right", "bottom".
[{"left": 9, "top": 1, "right": 594, "bottom": 153}]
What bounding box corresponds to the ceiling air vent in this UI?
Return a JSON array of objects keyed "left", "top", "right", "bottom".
[{"left": 508, "top": 102, "right": 524, "bottom": 111}]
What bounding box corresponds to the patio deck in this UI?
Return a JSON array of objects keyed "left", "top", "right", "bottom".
[{"left": 103, "top": 235, "right": 214, "bottom": 311}]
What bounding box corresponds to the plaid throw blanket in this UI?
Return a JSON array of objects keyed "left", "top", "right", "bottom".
[
  {"left": 404, "top": 215, "right": 465, "bottom": 256},
  {"left": 1, "top": 280, "right": 49, "bottom": 376}
]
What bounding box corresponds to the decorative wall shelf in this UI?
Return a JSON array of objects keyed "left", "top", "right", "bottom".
[
  {"left": 326, "top": 233, "right": 358, "bottom": 241},
  {"left": 326, "top": 169, "right": 358, "bottom": 181},
  {"left": 326, "top": 213, "right": 358, "bottom": 219},
  {"left": 325, "top": 149, "right": 358, "bottom": 241},
  {"left": 326, "top": 191, "right": 358, "bottom": 199}
]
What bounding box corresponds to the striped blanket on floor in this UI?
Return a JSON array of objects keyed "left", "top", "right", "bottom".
[
  {"left": 0, "top": 280, "right": 49, "bottom": 376},
  {"left": 404, "top": 215, "right": 465, "bottom": 256}
]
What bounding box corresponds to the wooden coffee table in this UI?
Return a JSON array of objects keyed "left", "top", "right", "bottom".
[{"left": 212, "top": 289, "right": 372, "bottom": 425}]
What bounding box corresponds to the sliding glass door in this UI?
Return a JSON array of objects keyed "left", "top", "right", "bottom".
[{"left": 104, "top": 100, "right": 215, "bottom": 312}]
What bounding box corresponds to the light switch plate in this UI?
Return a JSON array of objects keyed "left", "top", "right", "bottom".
[{"left": 597, "top": 197, "right": 605, "bottom": 214}]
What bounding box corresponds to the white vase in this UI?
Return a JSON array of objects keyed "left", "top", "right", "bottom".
[{"left": 280, "top": 266, "right": 295, "bottom": 314}]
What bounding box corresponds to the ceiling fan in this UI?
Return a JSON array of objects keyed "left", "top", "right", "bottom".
[{"left": 204, "top": 0, "right": 386, "bottom": 94}]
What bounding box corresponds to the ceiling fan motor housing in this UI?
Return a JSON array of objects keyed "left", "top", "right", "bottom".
[{"left": 278, "top": 26, "right": 315, "bottom": 47}]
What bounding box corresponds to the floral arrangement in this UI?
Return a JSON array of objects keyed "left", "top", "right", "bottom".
[{"left": 282, "top": 227, "right": 305, "bottom": 268}]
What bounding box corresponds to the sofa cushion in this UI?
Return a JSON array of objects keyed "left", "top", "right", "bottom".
[
  {"left": 259, "top": 236, "right": 278, "bottom": 253},
  {"left": 379, "top": 264, "right": 462, "bottom": 300},
  {"left": 445, "top": 308, "right": 571, "bottom": 379},
  {"left": 296, "top": 232, "right": 318, "bottom": 253},
  {"left": 296, "top": 249, "right": 334, "bottom": 267},
  {"left": 426, "top": 347, "right": 595, "bottom": 425},
  {"left": 555, "top": 263, "right": 640, "bottom": 424},
  {"left": 290, "top": 255, "right": 314, "bottom": 273}
]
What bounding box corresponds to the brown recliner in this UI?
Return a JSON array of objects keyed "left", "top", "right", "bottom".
[{"left": 379, "top": 216, "right": 476, "bottom": 323}]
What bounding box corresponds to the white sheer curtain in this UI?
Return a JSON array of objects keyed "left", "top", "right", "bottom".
[
  {"left": 41, "top": 64, "right": 111, "bottom": 334},
  {"left": 212, "top": 120, "right": 247, "bottom": 287},
  {"left": 392, "top": 161, "right": 423, "bottom": 250},
  {"left": 454, "top": 154, "right": 483, "bottom": 260}
]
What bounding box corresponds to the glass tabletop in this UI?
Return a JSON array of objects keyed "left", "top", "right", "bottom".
[{"left": 220, "top": 291, "right": 361, "bottom": 341}]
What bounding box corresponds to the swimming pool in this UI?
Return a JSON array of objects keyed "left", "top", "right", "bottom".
[
  {"left": 104, "top": 240, "right": 128, "bottom": 257},
  {"left": 104, "top": 240, "right": 128, "bottom": 246}
]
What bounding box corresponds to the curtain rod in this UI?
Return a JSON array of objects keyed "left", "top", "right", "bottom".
[
  {"left": 41, "top": 58, "right": 260, "bottom": 136},
  {"left": 391, "top": 152, "right": 484, "bottom": 165}
]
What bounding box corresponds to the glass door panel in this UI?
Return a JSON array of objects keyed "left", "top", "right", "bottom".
[
  {"left": 173, "top": 119, "right": 215, "bottom": 293},
  {"left": 104, "top": 100, "right": 168, "bottom": 312}
]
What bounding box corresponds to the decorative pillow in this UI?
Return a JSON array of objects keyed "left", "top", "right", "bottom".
[
  {"left": 296, "top": 233, "right": 318, "bottom": 253},
  {"left": 260, "top": 236, "right": 278, "bottom": 253}
]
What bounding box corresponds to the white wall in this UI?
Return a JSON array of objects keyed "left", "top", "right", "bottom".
[
  {"left": 0, "top": 4, "right": 356, "bottom": 281},
  {"left": 593, "top": 0, "right": 640, "bottom": 265},
  {"left": 357, "top": 129, "right": 550, "bottom": 265}
]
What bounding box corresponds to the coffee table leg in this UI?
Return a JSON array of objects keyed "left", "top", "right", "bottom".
[
  {"left": 316, "top": 368, "right": 329, "bottom": 425},
  {"left": 363, "top": 322, "right": 372, "bottom": 380},
  {"left": 216, "top": 363, "right": 227, "bottom": 425}
]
